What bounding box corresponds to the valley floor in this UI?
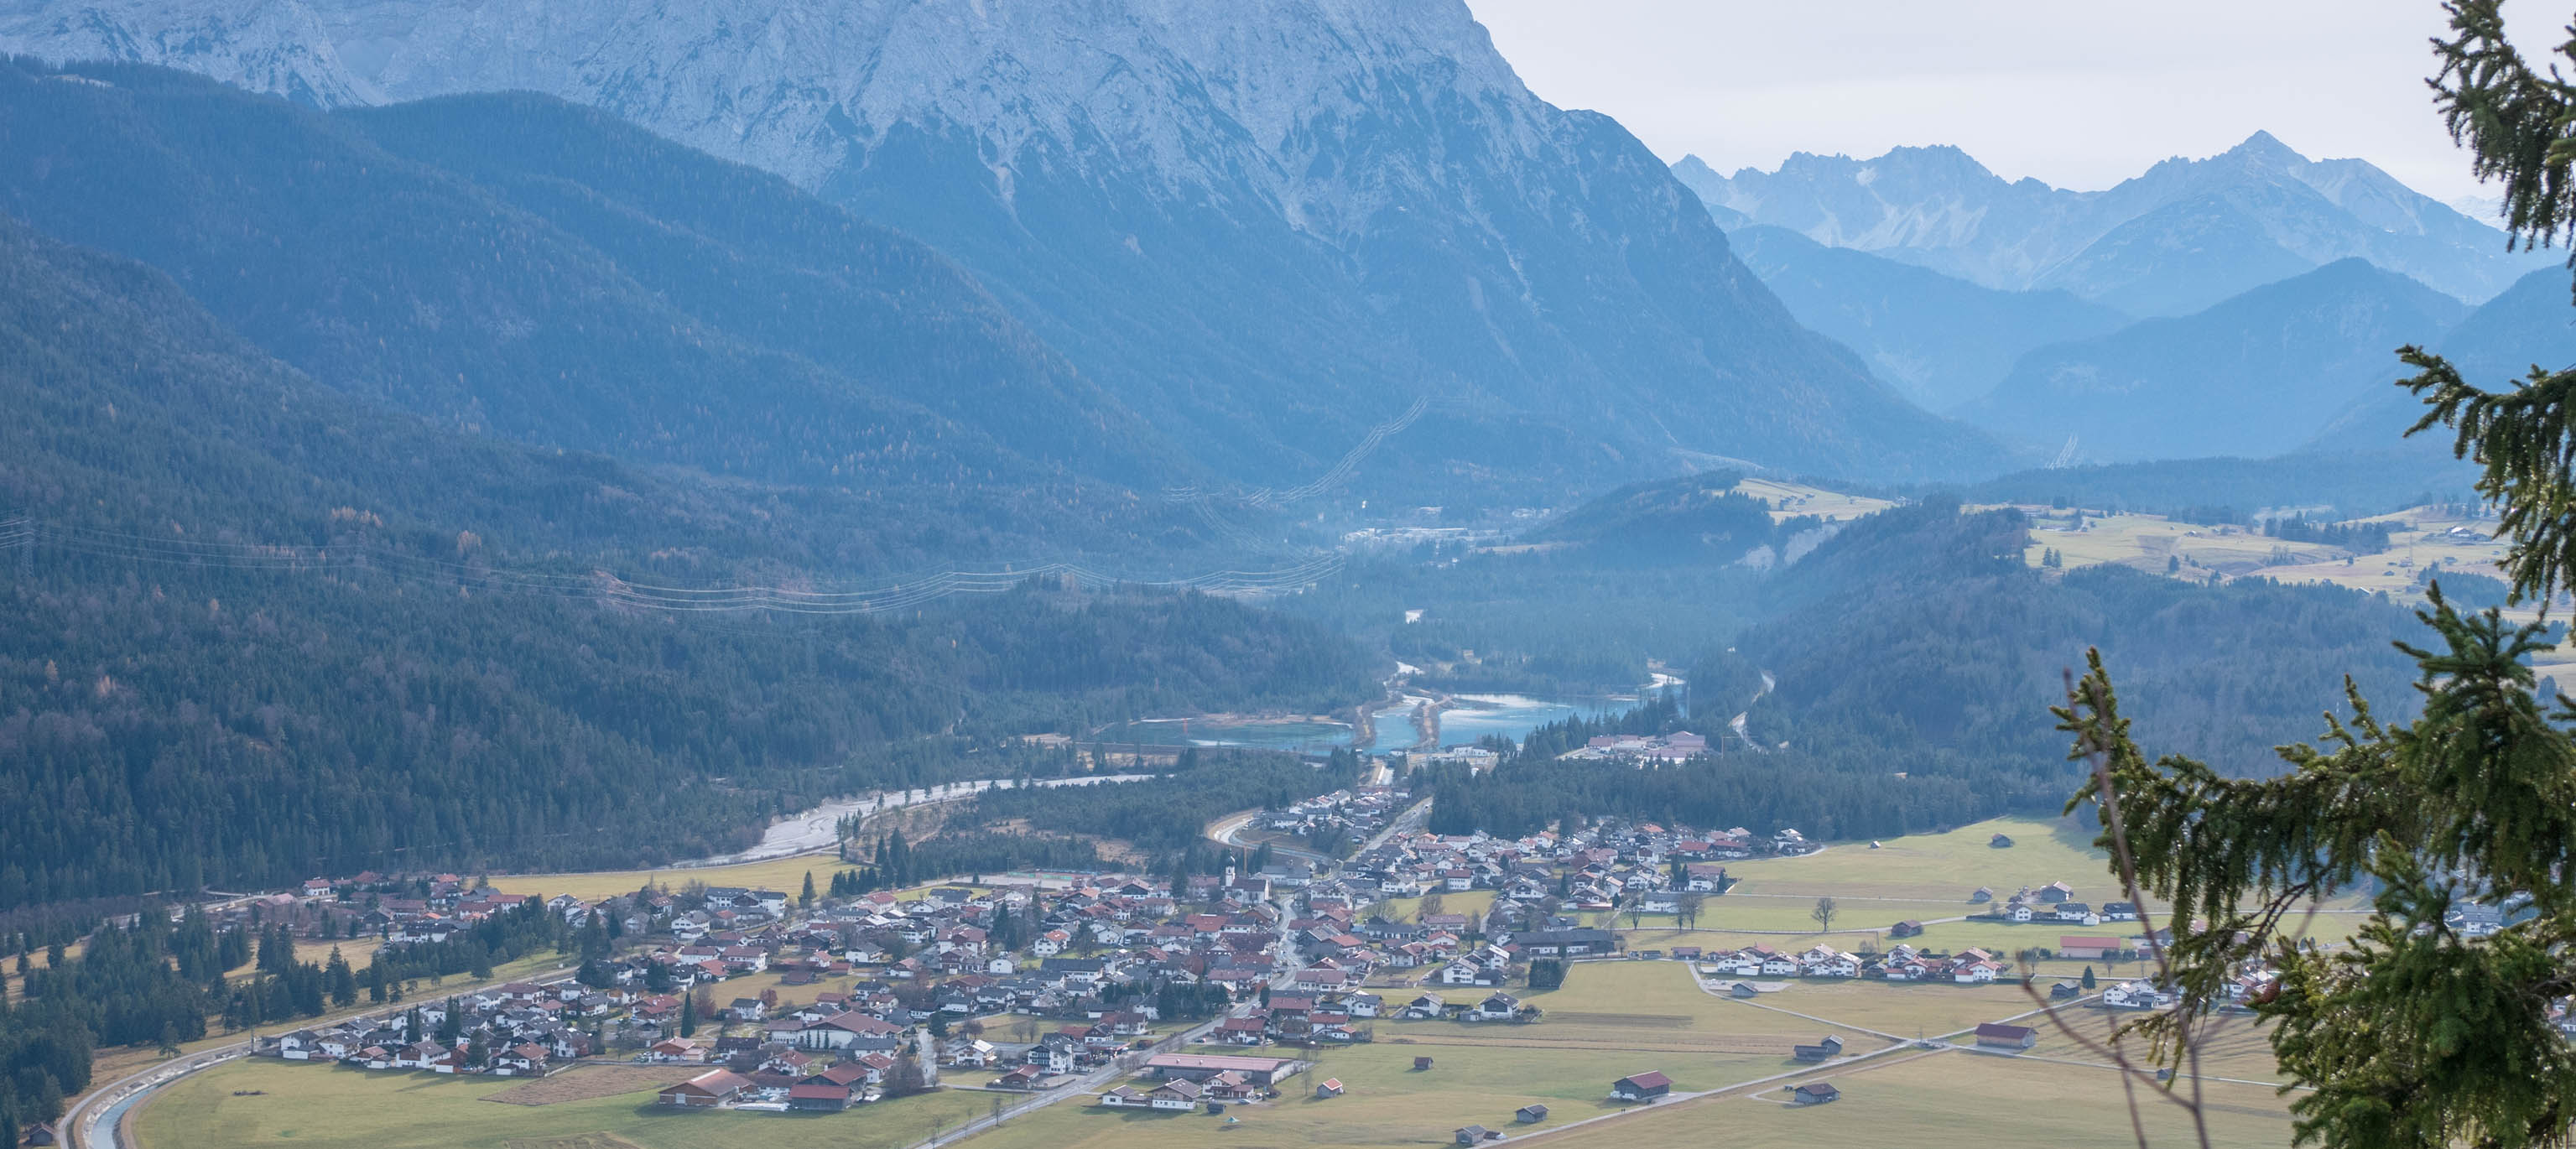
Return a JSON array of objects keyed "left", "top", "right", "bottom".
[
  {"left": 135, "top": 957, "right": 2300, "bottom": 1149},
  {"left": 127, "top": 816, "right": 2318, "bottom": 1149}
]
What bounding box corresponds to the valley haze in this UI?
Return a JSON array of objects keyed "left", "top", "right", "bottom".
[{"left": 0, "top": 4, "right": 2565, "bottom": 1149}]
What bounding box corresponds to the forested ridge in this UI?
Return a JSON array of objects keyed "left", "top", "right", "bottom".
[
  {"left": 0, "top": 59, "right": 1183, "bottom": 507},
  {"left": 1423, "top": 501, "right": 2427, "bottom": 841},
  {"left": 0, "top": 565, "right": 1376, "bottom": 909},
  {"left": 0, "top": 64, "right": 1376, "bottom": 912}
]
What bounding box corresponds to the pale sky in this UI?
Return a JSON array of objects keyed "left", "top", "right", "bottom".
[{"left": 1465, "top": 0, "right": 2552, "bottom": 206}]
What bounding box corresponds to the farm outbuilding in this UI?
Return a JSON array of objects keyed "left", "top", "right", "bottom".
[
  {"left": 1610, "top": 1071, "right": 1672, "bottom": 1102},
  {"left": 1975, "top": 1022, "right": 2038, "bottom": 1050}
]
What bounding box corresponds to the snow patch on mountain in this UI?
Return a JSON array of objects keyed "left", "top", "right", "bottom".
[{"left": 2, "top": 0, "right": 1546, "bottom": 238}]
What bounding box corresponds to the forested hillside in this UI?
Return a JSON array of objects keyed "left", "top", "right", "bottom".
[
  {"left": 0, "top": 59, "right": 1179, "bottom": 512},
  {"left": 1725, "top": 224, "right": 2131, "bottom": 412},
  {"left": 1957, "top": 259, "right": 2467, "bottom": 460},
  {"left": 1960, "top": 452, "right": 2476, "bottom": 520},
  {"left": 1423, "top": 501, "right": 2426, "bottom": 841},
  {"left": 0, "top": 2, "right": 2008, "bottom": 493},
  {"left": 1520, "top": 471, "right": 1814, "bottom": 565},
  {"left": 1741, "top": 501, "right": 2422, "bottom": 772},
  {"left": 0, "top": 175, "right": 1375, "bottom": 911},
  {"left": 0, "top": 567, "right": 1376, "bottom": 909}
]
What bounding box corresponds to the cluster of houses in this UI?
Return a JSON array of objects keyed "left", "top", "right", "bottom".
[
  {"left": 270, "top": 980, "right": 597, "bottom": 1078},
  {"left": 1557, "top": 730, "right": 1711, "bottom": 764},
  {"left": 237, "top": 794, "right": 2013, "bottom": 1131},
  {"left": 1252, "top": 789, "right": 1417, "bottom": 852},
  {"left": 1095, "top": 1053, "right": 1309, "bottom": 1111},
  {"left": 1315, "top": 814, "right": 1811, "bottom": 929},
  {"left": 243, "top": 803, "right": 1860, "bottom": 1108},
  {"left": 1965, "top": 881, "right": 2140, "bottom": 928},
  {"left": 256, "top": 824, "right": 1644, "bottom": 1119},
  {"left": 1691, "top": 934, "right": 2180, "bottom": 990},
  {"left": 1694, "top": 940, "right": 2020, "bottom": 985}
]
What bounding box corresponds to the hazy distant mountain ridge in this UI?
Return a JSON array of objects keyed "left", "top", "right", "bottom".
[
  {"left": 1726, "top": 224, "right": 2132, "bottom": 411},
  {"left": 1958, "top": 258, "right": 2469, "bottom": 460},
  {"left": 0, "top": 0, "right": 2001, "bottom": 489},
  {"left": 0, "top": 59, "right": 1211, "bottom": 571},
  {"left": 2306, "top": 264, "right": 2576, "bottom": 454},
  {"left": 1678, "top": 133, "right": 2548, "bottom": 315}
]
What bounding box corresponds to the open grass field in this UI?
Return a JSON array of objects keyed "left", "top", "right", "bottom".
[
  {"left": 133, "top": 1057, "right": 992, "bottom": 1149},
  {"left": 484, "top": 1066, "right": 702, "bottom": 1106},
  {"left": 2266, "top": 506, "right": 2511, "bottom": 597},
  {"left": 1736, "top": 477, "right": 1897, "bottom": 523},
  {"left": 481, "top": 854, "right": 842, "bottom": 903},
  {"left": 1720, "top": 976, "right": 2053, "bottom": 1040},
  {"left": 1530, "top": 1047, "right": 2298, "bottom": 1149},
  {"left": 2009, "top": 501, "right": 2534, "bottom": 615},
  {"left": 2015, "top": 507, "right": 2341, "bottom": 579},
  {"left": 503, "top": 1136, "right": 649, "bottom": 1149},
  {"left": 968, "top": 1039, "right": 1755, "bottom": 1149},
  {"left": 80, "top": 949, "right": 575, "bottom": 1100},
  {"left": 1380, "top": 961, "right": 1871, "bottom": 1059},
  {"left": 1715, "top": 815, "right": 2111, "bottom": 902}
]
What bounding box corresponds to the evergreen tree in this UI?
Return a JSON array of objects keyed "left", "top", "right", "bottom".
[
  {"left": 324, "top": 948, "right": 357, "bottom": 1008},
  {"left": 2046, "top": 13, "right": 2576, "bottom": 1144}
]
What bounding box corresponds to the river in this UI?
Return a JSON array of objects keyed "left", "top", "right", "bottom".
[
  {"left": 681, "top": 775, "right": 1153, "bottom": 867},
  {"left": 1101, "top": 674, "right": 1687, "bottom": 759}
]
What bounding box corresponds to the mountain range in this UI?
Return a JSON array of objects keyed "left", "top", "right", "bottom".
[
  {"left": 1675, "top": 133, "right": 2551, "bottom": 318},
  {"left": 0, "top": 147, "right": 1377, "bottom": 905},
  {"left": 2307, "top": 264, "right": 2576, "bottom": 454},
  {"left": 0, "top": 0, "right": 2001, "bottom": 498},
  {"left": 0, "top": 60, "right": 1214, "bottom": 569},
  {"left": 1725, "top": 224, "right": 2133, "bottom": 411},
  {"left": 1957, "top": 258, "right": 2469, "bottom": 460}
]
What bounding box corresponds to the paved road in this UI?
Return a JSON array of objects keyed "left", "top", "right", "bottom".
[
  {"left": 1359, "top": 796, "right": 1432, "bottom": 855},
  {"left": 66, "top": 1042, "right": 252, "bottom": 1149},
  {"left": 1204, "top": 809, "right": 1336, "bottom": 865},
  {"left": 1205, "top": 793, "right": 1429, "bottom": 869},
  {"left": 70, "top": 968, "right": 585, "bottom": 1149},
  {"left": 913, "top": 893, "right": 1310, "bottom": 1149},
  {"left": 913, "top": 966, "right": 1295, "bottom": 1149}
]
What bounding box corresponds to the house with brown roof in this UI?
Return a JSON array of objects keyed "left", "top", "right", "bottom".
[
  {"left": 1610, "top": 1071, "right": 1672, "bottom": 1101},
  {"left": 2058, "top": 935, "right": 2124, "bottom": 960},
  {"left": 1974, "top": 1022, "right": 2037, "bottom": 1050},
  {"left": 788, "top": 1081, "right": 852, "bottom": 1111},
  {"left": 658, "top": 1068, "right": 751, "bottom": 1107}
]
